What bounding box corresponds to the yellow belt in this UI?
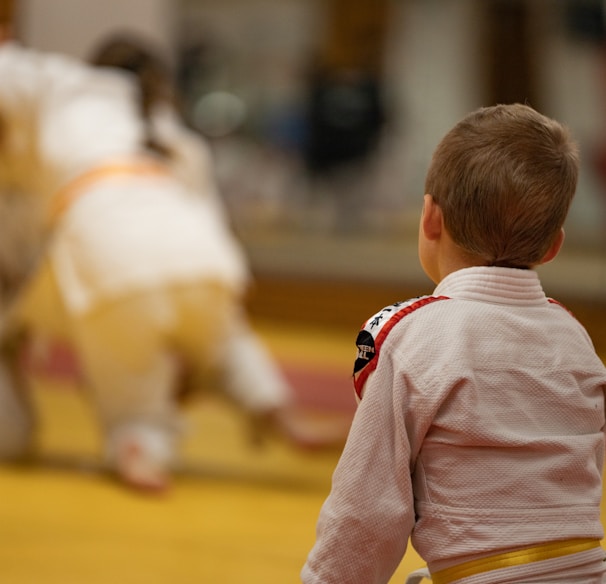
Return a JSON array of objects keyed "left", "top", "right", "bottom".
[
  {"left": 431, "top": 538, "right": 601, "bottom": 584},
  {"left": 49, "top": 157, "right": 168, "bottom": 224}
]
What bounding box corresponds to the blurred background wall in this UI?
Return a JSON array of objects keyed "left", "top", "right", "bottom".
[
  {"left": 17, "top": 0, "right": 175, "bottom": 60},
  {"left": 11, "top": 0, "right": 606, "bottom": 299}
]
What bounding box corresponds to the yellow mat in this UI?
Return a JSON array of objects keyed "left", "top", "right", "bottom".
[
  {"left": 3, "top": 317, "right": 603, "bottom": 583},
  {"left": 0, "top": 319, "right": 425, "bottom": 583}
]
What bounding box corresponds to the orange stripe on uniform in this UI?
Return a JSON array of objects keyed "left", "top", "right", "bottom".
[{"left": 49, "top": 157, "right": 169, "bottom": 223}]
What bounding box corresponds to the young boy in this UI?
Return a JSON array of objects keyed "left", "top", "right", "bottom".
[{"left": 301, "top": 103, "right": 606, "bottom": 583}]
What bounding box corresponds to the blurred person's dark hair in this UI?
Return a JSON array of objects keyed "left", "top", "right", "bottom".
[{"left": 89, "top": 32, "right": 180, "bottom": 156}]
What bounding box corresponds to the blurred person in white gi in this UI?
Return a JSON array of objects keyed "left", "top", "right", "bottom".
[{"left": 0, "top": 38, "right": 346, "bottom": 493}]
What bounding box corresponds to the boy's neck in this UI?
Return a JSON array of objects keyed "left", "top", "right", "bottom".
[{"left": 429, "top": 229, "right": 487, "bottom": 285}]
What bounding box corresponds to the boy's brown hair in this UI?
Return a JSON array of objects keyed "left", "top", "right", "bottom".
[{"left": 424, "top": 103, "right": 579, "bottom": 268}]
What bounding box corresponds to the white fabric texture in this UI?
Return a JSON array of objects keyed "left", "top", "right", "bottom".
[
  {"left": 302, "top": 266, "right": 606, "bottom": 584},
  {"left": 49, "top": 171, "right": 248, "bottom": 315},
  {"left": 0, "top": 42, "right": 145, "bottom": 181},
  {"left": 404, "top": 567, "right": 431, "bottom": 584}
]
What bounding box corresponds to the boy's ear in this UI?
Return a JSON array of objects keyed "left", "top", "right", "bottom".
[
  {"left": 421, "top": 194, "right": 443, "bottom": 241},
  {"left": 538, "top": 228, "right": 565, "bottom": 265}
]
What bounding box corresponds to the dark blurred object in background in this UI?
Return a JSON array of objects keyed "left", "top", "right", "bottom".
[
  {"left": 303, "top": 0, "right": 389, "bottom": 177},
  {"left": 481, "top": 0, "right": 539, "bottom": 110},
  {"left": 304, "top": 69, "right": 385, "bottom": 176},
  {"left": 564, "top": 0, "right": 606, "bottom": 43}
]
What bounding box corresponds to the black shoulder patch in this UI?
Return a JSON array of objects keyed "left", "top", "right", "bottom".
[{"left": 353, "top": 295, "right": 450, "bottom": 400}]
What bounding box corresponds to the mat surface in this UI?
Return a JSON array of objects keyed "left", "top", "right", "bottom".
[{"left": 0, "top": 318, "right": 426, "bottom": 583}]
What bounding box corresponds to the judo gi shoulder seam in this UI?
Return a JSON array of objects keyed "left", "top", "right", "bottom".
[
  {"left": 547, "top": 297, "right": 574, "bottom": 316},
  {"left": 353, "top": 295, "right": 450, "bottom": 400}
]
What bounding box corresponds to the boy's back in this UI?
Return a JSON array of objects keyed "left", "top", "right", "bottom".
[
  {"left": 304, "top": 267, "right": 606, "bottom": 583},
  {"left": 302, "top": 104, "right": 606, "bottom": 584},
  {"left": 386, "top": 268, "right": 604, "bottom": 570}
]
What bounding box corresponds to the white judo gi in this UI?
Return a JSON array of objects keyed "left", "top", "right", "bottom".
[
  {"left": 302, "top": 266, "right": 606, "bottom": 583},
  {"left": 0, "top": 42, "right": 291, "bottom": 482}
]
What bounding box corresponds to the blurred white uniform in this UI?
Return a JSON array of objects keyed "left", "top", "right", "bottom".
[{"left": 0, "top": 42, "right": 291, "bottom": 486}]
